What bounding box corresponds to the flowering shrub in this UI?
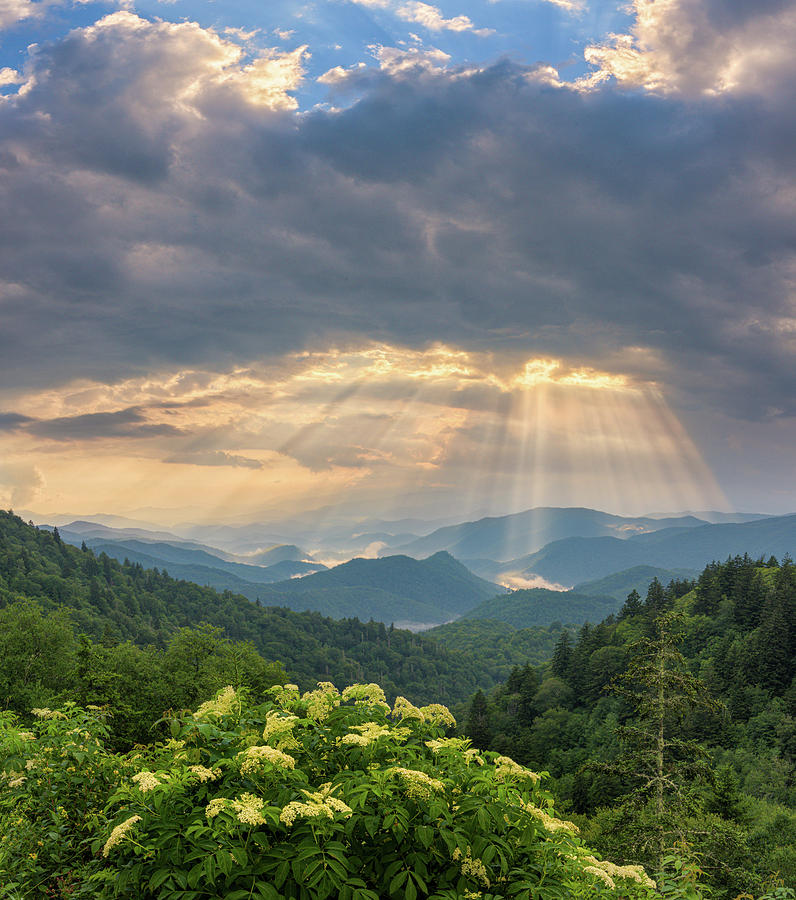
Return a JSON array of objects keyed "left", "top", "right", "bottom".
[
  {"left": 1, "top": 683, "right": 661, "bottom": 899},
  {"left": 0, "top": 704, "right": 134, "bottom": 897}
]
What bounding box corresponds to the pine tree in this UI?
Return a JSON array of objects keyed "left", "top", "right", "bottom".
[
  {"left": 466, "top": 689, "right": 491, "bottom": 750},
  {"left": 596, "top": 612, "right": 720, "bottom": 871},
  {"left": 620, "top": 589, "right": 642, "bottom": 619},
  {"left": 551, "top": 631, "right": 572, "bottom": 678}
]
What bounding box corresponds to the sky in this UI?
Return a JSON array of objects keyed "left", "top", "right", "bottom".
[{"left": 0, "top": 0, "right": 794, "bottom": 528}]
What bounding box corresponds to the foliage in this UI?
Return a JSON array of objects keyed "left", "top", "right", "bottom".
[
  {"left": 1, "top": 685, "right": 662, "bottom": 900},
  {"left": 0, "top": 510, "right": 504, "bottom": 706},
  {"left": 466, "top": 556, "right": 796, "bottom": 896}
]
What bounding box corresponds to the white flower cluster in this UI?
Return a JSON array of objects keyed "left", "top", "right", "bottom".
[
  {"left": 584, "top": 865, "right": 615, "bottom": 889},
  {"left": 420, "top": 704, "right": 456, "bottom": 728},
  {"left": 262, "top": 711, "right": 300, "bottom": 749},
  {"left": 102, "top": 814, "right": 141, "bottom": 857},
  {"left": 205, "top": 798, "right": 227, "bottom": 819},
  {"left": 279, "top": 787, "right": 352, "bottom": 826},
  {"left": 237, "top": 744, "right": 295, "bottom": 775},
  {"left": 452, "top": 847, "right": 491, "bottom": 888},
  {"left": 391, "top": 696, "right": 424, "bottom": 721},
  {"left": 522, "top": 802, "right": 579, "bottom": 834},
  {"left": 269, "top": 683, "right": 301, "bottom": 710},
  {"left": 341, "top": 683, "right": 390, "bottom": 712},
  {"left": 390, "top": 766, "right": 445, "bottom": 801},
  {"left": 31, "top": 708, "right": 66, "bottom": 720},
  {"left": 580, "top": 854, "right": 656, "bottom": 889},
  {"left": 231, "top": 792, "right": 267, "bottom": 825},
  {"left": 340, "top": 722, "right": 391, "bottom": 746},
  {"left": 301, "top": 682, "right": 341, "bottom": 722},
  {"left": 187, "top": 764, "right": 220, "bottom": 782},
  {"left": 425, "top": 737, "right": 469, "bottom": 754},
  {"left": 195, "top": 686, "right": 239, "bottom": 720},
  {"left": 131, "top": 771, "right": 162, "bottom": 793},
  {"left": 205, "top": 793, "right": 269, "bottom": 825},
  {"left": 494, "top": 755, "right": 540, "bottom": 783}
]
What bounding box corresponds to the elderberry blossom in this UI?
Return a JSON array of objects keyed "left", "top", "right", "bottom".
[
  {"left": 340, "top": 722, "right": 390, "bottom": 746},
  {"left": 522, "top": 801, "right": 578, "bottom": 834},
  {"left": 453, "top": 847, "right": 491, "bottom": 888},
  {"left": 391, "top": 696, "right": 424, "bottom": 721},
  {"left": 231, "top": 792, "right": 267, "bottom": 825},
  {"left": 187, "top": 765, "right": 220, "bottom": 782},
  {"left": 341, "top": 683, "right": 390, "bottom": 712},
  {"left": 195, "top": 686, "right": 239, "bottom": 720},
  {"left": 279, "top": 787, "right": 352, "bottom": 826},
  {"left": 390, "top": 767, "right": 445, "bottom": 800},
  {"left": 420, "top": 704, "right": 456, "bottom": 728},
  {"left": 494, "top": 755, "right": 540, "bottom": 783},
  {"left": 102, "top": 815, "right": 142, "bottom": 857},
  {"left": 262, "top": 711, "right": 300, "bottom": 748},
  {"left": 301, "top": 682, "right": 341, "bottom": 721},
  {"left": 237, "top": 744, "right": 295, "bottom": 775},
  {"left": 131, "top": 771, "right": 162, "bottom": 792}
]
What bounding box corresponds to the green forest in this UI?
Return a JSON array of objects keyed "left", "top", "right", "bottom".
[{"left": 1, "top": 510, "right": 794, "bottom": 898}]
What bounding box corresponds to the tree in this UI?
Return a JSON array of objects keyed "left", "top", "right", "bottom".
[
  {"left": 644, "top": 578, "right": 669, "bottom": 617},
  {"left": 595, "top": 612, "right": 720, "bottom": 872},
  {"left": 620, "top": 589, "right": 642, "bottom": 619},
  {"left": 466, "top": 689, "right": 491, "bottom": 749},
  {"left": 551, "top": 631, "right": 572, "bottom": 677}
]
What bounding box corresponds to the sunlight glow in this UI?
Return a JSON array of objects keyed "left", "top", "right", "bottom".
[{"left": 0, "top": 343, "right": 728, "bottom": 524}]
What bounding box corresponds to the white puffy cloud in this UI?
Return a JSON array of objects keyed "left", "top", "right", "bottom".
[
  {"left": 584, "top": 0, "right": 796, "bottom": 96},
  {"left": 370, "top": 42, "right": 451, "bottom": 73},
  {"left": 396, "top": 2, "right": 494, "bottom": 35},
  {"left": 347, "top": 0, "right": 493, "bottom": 36},
  {"left": 0, "top": 0, "right": 43, "bottom": 29}
]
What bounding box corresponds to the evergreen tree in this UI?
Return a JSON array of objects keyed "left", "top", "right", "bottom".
[
  {"left": 466, "top": 689, "right": 491, "bottom": 750},
  {"left": 620, "top": 589, "right": 642, "bottom": 619},
  {"left": 694, "top": 563, "right": 722, "bottom": 616},
  {"left": 551, "top": 631, "right": 572, "bottom": 678},
  {"left": 644, "top": 577, "right": 669, "bottom": 616},
  {"left": 596, "top": 612, "right": 720, "bottom": 871}
]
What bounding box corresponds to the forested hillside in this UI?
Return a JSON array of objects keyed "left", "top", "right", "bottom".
[
  {"left": 465, "top": 555, "right": 796, "bottom": 897},
  {"left": 0, "top": 512, "right": 512, "bottom": 714}
]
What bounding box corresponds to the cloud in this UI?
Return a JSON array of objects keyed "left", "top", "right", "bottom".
[
  {"left": 0, "top": 412, "right": 33, "bottom": 430},
  {"left": 542, "top": 0, "right": 585, "bottom": 12},
  {"left": 347, "top": 0, "right": 493, "bottom": 36},
  {"left": 583, "top": 0, "right": 796, "bottom": 96},
  {"left": 396, "top": 2, "right": 494, "bottom": 36},
  {"left": 164, "top": 450, "right": 263, "bottom": 469},
  {"left": 0, "top": 0, "right": 45, "bottom": 30},
  {"left": 26, "top": 407, "right": 184, "bottom": 440},
  {"left": 0, "top": 7, "right": 793, "bottom": 444},
  {"left": 0, "top": 461, "right": 44, "bottom": 506},
  {"left": 370, "top": 42, "right": 452, "bottom": 73}
]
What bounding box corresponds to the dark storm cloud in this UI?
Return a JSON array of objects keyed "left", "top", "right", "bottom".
[
  {"left": 26, "top": 408, "right": 184, "bottom": 440},
  {"left": 164, "top": 450, "right": 263, "bottom": 469},
  {"left": 0, "top": 12, "right": 794, "bottom": 422},
  {"left": 0, "top": 412, "right": 33, "bottom": 431}
]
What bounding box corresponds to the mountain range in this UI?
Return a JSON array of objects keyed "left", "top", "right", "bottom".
[{"left": 40, "top": 506, "right": 796, "bottom": 629}]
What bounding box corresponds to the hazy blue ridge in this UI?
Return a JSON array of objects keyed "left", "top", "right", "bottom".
[
  {"left": 384, "top": 507, "right": 710, "bottom": 561},
  {"left": 508, "top": 514, "right": 796, "bottom": 585}
]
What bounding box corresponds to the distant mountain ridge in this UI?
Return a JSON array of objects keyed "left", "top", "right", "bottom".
[
  {"left": 381, "top": 507, "right": 715, "bottom": 562},
  {"left": 497, "top": 514, "right": 796, "bottom": 586},
  {"left": 48, "top": 524, "right": 323, "bottom": 600}
]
